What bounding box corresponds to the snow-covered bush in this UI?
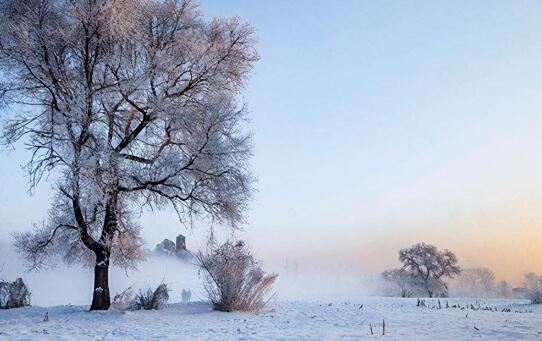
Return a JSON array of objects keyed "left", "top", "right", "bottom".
[
  {"left": 523, "top": 273, "right": 542, "bottom": 304},
  {"left": 196, "top": 239, "right": 277, "bottom": 312},
  {"left": 130, "top": 284, "right": 169, "bottom": 310},
  {"left": 0, "top": 278, "right": 31, "bottom": 309},
  {"left": 110, "top": 286, "right": 134, "bottom": 313}
]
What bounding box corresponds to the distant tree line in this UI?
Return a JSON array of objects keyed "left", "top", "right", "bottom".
[{"left": 381, "top": 242, "right": 542, "bottom": 304}]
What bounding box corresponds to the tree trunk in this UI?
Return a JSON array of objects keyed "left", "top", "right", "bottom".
[
  {"left": 90, "top": 252, "right": 111, "bottom": 310},
  {"left": 89, "top": 192, "right": 117, "bottom": 310}
]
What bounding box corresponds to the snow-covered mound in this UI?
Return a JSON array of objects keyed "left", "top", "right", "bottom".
[{"left": 0, "top": 298, "right": 540, "bottom": 340}]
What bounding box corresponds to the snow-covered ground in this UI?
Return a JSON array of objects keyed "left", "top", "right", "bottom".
[
  {"left": 1, "top": 243, "right": 540, "bottom": 340},
  {"left": 1, "top": 298, "right": 541, "bottom": 340}
]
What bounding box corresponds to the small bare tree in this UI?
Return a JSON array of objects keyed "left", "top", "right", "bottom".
[
  {"left": 452, "top": 267, "right": 496, "bottom": 298},
  {"left": 1, "top": 0, "right": 257, "bottom": 310},
  {"left": 196, "top": 238, "right": 277, "bottom": 312},
  {"left": 381, "top": 268, "right": 420, "bottom": 297},
  {"left": 523, "top": 273, "right": 542, "bottom": 304},
  {"left": 399, "top": 243, "right": 460, "bottom": 297},
  {"left": 496, "top": 280, "right": 513, "bottom": 298}
]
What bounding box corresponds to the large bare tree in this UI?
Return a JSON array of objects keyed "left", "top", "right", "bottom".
[
  {"left": 0, "top": 0, "right": 258, "bottom": 310},
  {"left": 399, "top": 243, "right": 460, "bottom": 297}
]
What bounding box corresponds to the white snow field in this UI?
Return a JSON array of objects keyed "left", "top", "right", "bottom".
[{"left": 0, "top": 298, "right": 541, "bottom": 340}]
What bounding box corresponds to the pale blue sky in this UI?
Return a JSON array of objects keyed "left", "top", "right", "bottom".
[{"left": 1, "top": 1, "right": 542, "bottom": 283}]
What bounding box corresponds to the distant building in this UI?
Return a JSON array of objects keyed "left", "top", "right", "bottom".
[
  {"left": 155, "top": 234, "right": 192, "bottom": 260},
  {"left": 176, "top": 234, "right": 186, "bottom": 252},
  {"left": 155, "top": 239, "right": 176, "bottom": 255}
]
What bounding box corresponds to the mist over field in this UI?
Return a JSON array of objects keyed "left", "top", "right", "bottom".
[
  {"left": 0, "top": 240, "right": 382, "bottom": 306},
  {"left": 0, "top": 241, "right": 200, "bottom": 306}
]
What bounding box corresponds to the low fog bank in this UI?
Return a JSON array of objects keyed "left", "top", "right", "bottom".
[
  {"left": 0, "top": 241, "right": 204, "bottom": 307},
  {"left": 1, "top": 240, "right": 387, "bottom": 306},
  {"left": 271, "top": 270, "right": 381, "bottom": 302},
  {"left": 5, "top": 237, "right": 523, "bottom": 307},
  {"left": 264, "top": 259, "right": 383, "bottom": 301}
]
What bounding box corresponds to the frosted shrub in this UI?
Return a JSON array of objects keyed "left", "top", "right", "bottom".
[
  {"left": 130, "top": 284, "right": 169, "bottom": 310},
  {"left": 110, "top": 286, "right": 134, "bottom": 313},
  {"left": 0, "top": 278, "right": 31, "bottom": 309},
  {"left": 197, "top": 240, "right": 277, "bottom": 313},
  {"left": 524, "top": 273, "right": 542, "bottom": 304}
]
